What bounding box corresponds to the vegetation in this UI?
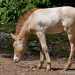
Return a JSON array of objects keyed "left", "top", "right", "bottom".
[
  {"left": 0, "top": 0, "right": 62, "bottom": 32},
  {"left": 0, "top": 0, "right": 71, "bottom": 57}
]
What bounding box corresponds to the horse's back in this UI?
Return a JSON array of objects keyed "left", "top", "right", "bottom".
[
  {"left": 29, "top": 7, "right": 62, "bottom": 32},
  {"left": 28, "top": 6, "right": 75, "bottom": 33}
]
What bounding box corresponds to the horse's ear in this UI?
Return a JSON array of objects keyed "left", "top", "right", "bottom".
[{"left": 10, "top": 33, "right": 16, "bottom": 40}]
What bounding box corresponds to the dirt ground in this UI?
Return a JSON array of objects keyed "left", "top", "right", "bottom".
[{"left": 0, "top": 53, "right": 75, "bottom": 75}]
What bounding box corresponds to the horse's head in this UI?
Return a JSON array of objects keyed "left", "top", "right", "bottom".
[{"left": 11, "top": 33, "right": 25, "bottom": 62}]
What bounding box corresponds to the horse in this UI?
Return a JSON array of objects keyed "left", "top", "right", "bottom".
[{"left": 11, "top": 6, "right": 75, "bottom": 71}]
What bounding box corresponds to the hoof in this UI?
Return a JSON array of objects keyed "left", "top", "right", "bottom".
[
  {"left": 63, "top": 68, "right": 68, "bottom": 71},
  {"left": 46, "top": 67, "right": 51, "bottom": 71},
  {"left": 13, "top": 59, "right": 20, "bottom": 63},
  {"left": 13, "top": 55, "right": 20, "bottom": 63},
  {"left": 63, "top": 64, "right": 70, "bottom": 71},
  {"left": 46, "top": 64, "right": 51, "bottom": 71},
  {"left": 60, "top": 69, "right": 68, "bottom": 73},
  {"left": 37, "top": 64, "right": 43, "bottom": 69}
]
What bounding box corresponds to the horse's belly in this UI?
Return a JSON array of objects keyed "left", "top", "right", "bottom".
[{"left": 46, "top": 24, "right": 64, "bottom": 34}]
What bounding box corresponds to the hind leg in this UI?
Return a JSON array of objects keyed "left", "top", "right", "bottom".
[
  {"left": 64, "top": 33, "right": 75, "bottom": 70},
  {"left": 36, "top": 31, "right": 51, "bottom": 71}
]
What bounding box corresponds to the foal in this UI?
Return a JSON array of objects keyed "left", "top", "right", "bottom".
[{"left": 11, "top": 6, "right": 75, "bottom": 71}]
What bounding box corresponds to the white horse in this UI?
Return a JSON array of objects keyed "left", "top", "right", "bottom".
[{"left": 11, "top": 6, "right": 75, "bottom": 71}]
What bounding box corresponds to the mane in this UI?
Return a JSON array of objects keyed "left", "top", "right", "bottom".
[{"left": 15, "top": 8, "right": 38, "bottom": 35}]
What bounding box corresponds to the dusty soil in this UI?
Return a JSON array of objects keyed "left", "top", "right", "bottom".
[{"left": 0, "top": 53, "right": 75, "bottom": 75}]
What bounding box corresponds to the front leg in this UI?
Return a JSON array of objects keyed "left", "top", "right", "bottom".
[
  {"left": 38, "top": 51, "right": 45, "bottom": 69},
  {"left": 36, "top": 31, "right": 51, "bottom": 71}
]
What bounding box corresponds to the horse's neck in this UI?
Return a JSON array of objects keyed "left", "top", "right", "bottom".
[{"left": 18, "top": 21, "right": 29, "bottom": 39}]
